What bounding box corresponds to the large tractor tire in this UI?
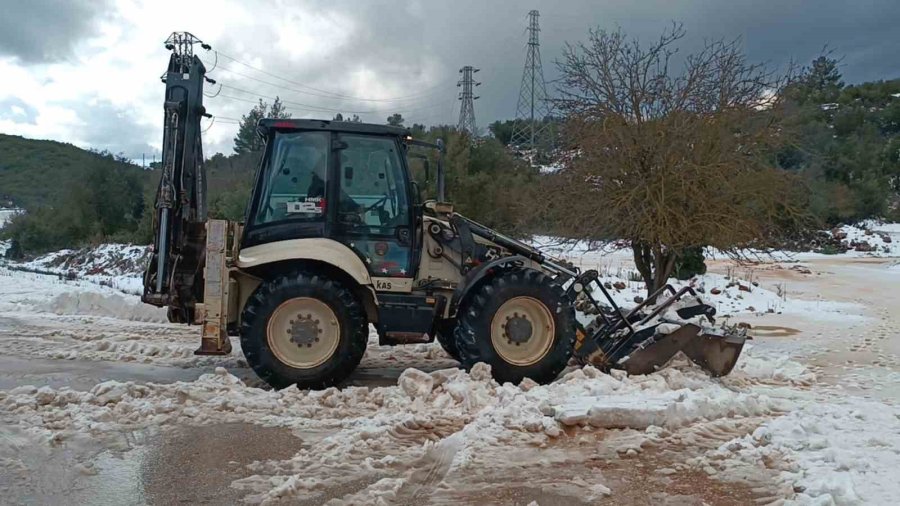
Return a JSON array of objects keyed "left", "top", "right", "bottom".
[
  {"left": 240, "top": 272, "right": 368, "bottom": 390},
  {"left": 455, "top": 269, "right": 576, "bottom": 385},
  {"left": 433, "top": 319, "right": 460, "bottom": 362}
]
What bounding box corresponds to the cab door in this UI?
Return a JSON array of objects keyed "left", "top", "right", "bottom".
[{"left": 332, "top": 134, "right": 415, "bottom": 291}]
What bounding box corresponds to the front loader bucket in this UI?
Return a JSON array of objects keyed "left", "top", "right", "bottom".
[
  {"left": 617, "top": 323, "right": 747, "bottom": 377},
  {"left": 681, "top": 328, "right": 747, "bottom": 377}
]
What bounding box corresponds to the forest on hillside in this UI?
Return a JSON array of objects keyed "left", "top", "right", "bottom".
[{"left": 2, "top": 54, "right": 899, "bottom": 256}]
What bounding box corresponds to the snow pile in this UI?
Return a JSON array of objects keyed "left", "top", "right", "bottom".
[
  {"left": 704, "top": 395, "right": 900, "bottom": 505},
  {"left": 0, "top": 349, "right": 804, "bottom": 504},
  {"left": 543, "top": 364, "right": 789, "bottom": 431},
  {"left": 0, "top": 267, "right": 165, "bottom": 322},
  {"left": 17, "top": 243, "right": 149, "bottom": 294},
  {"left": 23, "top": 244, "right": 149, "bottom": 277},
  {"left": 0, "top": 207, "right": 23, "bottom": 228},
  {"left": 825, "top": 222, "right": 900, "bottom": 257},
  {"left": 38, "top": 291, "right": 166, "bottom": 323},
  {"left": 729, "top": 345, "right": 817, "bottom": 386}
]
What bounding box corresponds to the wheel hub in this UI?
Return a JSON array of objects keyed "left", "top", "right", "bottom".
[
  {"left": 490, "top": 296, "right": 555, "bottom": 366},
  {"left": 504, "top": 313, "right": 533, "bottom": 345},
  {"left": 266, "top": 297, "right": 340, "bottom": 369},
  {"left": 288, "top": 314, "right": 321, "bottom": 347}
]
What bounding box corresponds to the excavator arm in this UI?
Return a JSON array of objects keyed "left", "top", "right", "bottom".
[{"left": 142, "top": 32, "right": 212, "bottom": 323}]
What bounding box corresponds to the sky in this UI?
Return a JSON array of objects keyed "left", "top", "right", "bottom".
[{"left": 1, "top": 0, "right": 898, "bottom": 159}]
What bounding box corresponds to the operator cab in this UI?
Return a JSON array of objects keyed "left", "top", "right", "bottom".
[{"left": 244, "top": 119, "right": 421, "bottom": 281}]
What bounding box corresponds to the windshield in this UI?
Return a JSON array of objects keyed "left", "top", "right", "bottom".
[{"left": 252, "top": 131, "right": 329, "bottom": 226}]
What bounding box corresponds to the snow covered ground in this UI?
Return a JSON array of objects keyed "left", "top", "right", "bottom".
[
  {"left": 0, "top": 207, "right": 23, "bottom": 228},
  {"left": 1, "top": 237, "right": 899, "bottom": 504}
]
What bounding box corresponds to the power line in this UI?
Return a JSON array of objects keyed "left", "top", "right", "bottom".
[
  {"left": 211, "top": 63, "right": 451, "bottom": 105},
  {"left": 212, "top": 85, "right": 458, "bottom": 117},
  {"left": 211, "top": 50, "right": 450, "bottom": 103}
]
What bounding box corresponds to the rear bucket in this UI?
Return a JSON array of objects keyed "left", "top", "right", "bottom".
[{"left": 617, "top": 324, "right": 746, "bottom": 377}]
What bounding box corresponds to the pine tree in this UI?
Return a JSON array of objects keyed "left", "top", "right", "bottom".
[
  {"left": 233, "top": 99, "right": 267, "bottom": 155},
  {"left": 386, "top": 113, "right": 405, "bottom": 127},
  {"left": 233, "top": 97, "right": 291, "bottom": 155},
  {"left": 792, "top": 55, "right": 844, "bottom": 105}
]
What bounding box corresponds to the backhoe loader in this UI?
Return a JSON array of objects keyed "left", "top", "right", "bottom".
[{"left": 142, "top": 33, "right": 746, "bottom": 389}]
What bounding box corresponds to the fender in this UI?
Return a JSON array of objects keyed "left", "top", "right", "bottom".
[
  {"left": 236, "top": 238, "right": 372, "bottom": 286},
  {"left": 450, "top": 255, "right": 528, "bottom": 314}
]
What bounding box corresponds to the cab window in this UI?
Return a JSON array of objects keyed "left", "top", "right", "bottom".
[
  {"left": 252, "top": 131, "right": 329, "bottom": 226},
  {"left": 337, "top": 134, "right": 410, "bottom": 234}
]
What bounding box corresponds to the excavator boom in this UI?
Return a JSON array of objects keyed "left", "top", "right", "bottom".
[{"left": 142, "top": 32, "right": 211, "bottom": 323}]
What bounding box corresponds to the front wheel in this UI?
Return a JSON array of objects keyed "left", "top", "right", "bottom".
[
  {"left": 433, "top": 319, "right": 460, "bottom": 361},
  {"left": 240, "top": 272, "right": 368, "bottom": 389},
  {"left": 455, "top": 269, "right": 575, "bottom": 384}
]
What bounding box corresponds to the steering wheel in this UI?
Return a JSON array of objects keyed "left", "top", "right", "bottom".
[{"left": 364, "top": 195, "right": 389, "bottom": 214}]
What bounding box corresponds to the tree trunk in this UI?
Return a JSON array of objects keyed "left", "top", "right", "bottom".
[{"left": 632, "top": 241, "right": 678, "bottom": 304}]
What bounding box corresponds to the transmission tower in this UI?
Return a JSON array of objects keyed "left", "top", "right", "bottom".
[
  {"left": 509, "top": 10, "right": 554, "bottom": 153},
  {"left": 457, "top": 66, "right": 480, "bottom": 136}
]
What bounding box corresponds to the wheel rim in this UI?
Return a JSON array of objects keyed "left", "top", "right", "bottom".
[
  {"left": 490, "top": 296, "right": 555, "bottom": 366},
  {"left": 266, "top": 297, "right": 340, "bottom": 369}
]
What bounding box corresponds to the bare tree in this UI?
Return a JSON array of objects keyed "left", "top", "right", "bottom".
[{"left": 549, "top": 24, "right": 808, "bottom": 298}]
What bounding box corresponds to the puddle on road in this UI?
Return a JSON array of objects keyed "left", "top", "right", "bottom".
[
  {"left": 141, "top": 423, "right": 305, "bottom": 505},
  {"left": 1, "top": 423, "right": 307, "bottom": 506},
  {"left": 751, "top": 325, "right": 801, "bottom": 338}
]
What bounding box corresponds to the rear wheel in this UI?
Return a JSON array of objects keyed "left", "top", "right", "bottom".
[
  {"left": 455, "top": 269, "right": 575, "bottom": 384},
  {"left": 240, "top": 272, "right": 368, "bottom": 389}
]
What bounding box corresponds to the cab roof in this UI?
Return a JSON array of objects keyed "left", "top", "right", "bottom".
[{"left": 256, "top": 118, "right": 410, "bottom": 137}]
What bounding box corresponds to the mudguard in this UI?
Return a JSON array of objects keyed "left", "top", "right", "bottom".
[{"left": 450, "top": 255, "right": 529, "bottom": 314}]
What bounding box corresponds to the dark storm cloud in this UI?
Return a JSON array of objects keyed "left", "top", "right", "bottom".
[
  {"left": 0, "top": 0, "right": 110, "bottom": 64},
  {"left": 201, "top": 0, "right": 900, "bottom": 128}
]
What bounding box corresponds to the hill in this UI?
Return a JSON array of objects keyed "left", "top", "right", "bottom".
[{"left": 0, "top": 134, "right": 155, "bottom": 210}]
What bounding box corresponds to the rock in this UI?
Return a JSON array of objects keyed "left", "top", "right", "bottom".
[
  {"left": 752, "top": 281, "right": 759, "bottom": 287},
  {"left": 633, "top": 296, "right": 645, "bottom": 304},
  {"left": 519, "top": 377, "right": 539, "bottom": 391},
  {"left": 538, "top": 400, "right": 556, "bottom": 417},
  {"left": 738, "top": 284, "right": 751, "bottom": 292},
  {"left": 881, "top": 233, "right": 892, "bottom": 243},
  {"left": 430, "top": 368, "right": 461, "bottom": 386},
  {"left": 747, "top": 306, "right": 756, "bottom": 312},
  {"left": 603, "top": 281, "right": 613, "bottom": 290},
  {"left": 696, "top": 286, "right": 705, "bottom": 294},
  {"left": 398, "top": 368, "right": 434, "bottom": 398},
  {"left": 737, "top": 322, "right": 752, "bottom": 329},
  {"left": 35, "top": 387, "right": 56, "bottom": 406},
  {"left": 710, "top": 288, "right": 722, "bottom": 295},
  {"left": 864, "top": 229, "right": 873, "bottom": 236},
  {"left": 612, "top": 281, "right": 627, "bottom": 290},
  {"left": 832, "top": 228, "right": 847, "bottom": 240},
  {"left": 469, "top": 362, "right": 493, "bottom": 381}
]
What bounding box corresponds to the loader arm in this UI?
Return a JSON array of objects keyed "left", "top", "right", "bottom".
[{"left": 142, "top": 32, "right": 212, "bottom": 323}]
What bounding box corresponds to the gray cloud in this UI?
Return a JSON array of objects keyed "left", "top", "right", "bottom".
[
  {"left": 68, "top": 99, "right": 158, "bottom": 159},
  {"left": 5, "top": 0, "right": 900, "bottom": 156},
  {"left": 0, "top": 97, "right": 37, "bottom": 124},
  {"left": 0, "top": 0, "right": 110, "bottom": 64},
  {"left": 197, "top": 0, "right": 900, "bottom": 131}
]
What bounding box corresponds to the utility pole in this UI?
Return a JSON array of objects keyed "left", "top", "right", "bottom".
[
  {"left": 510, "top": 10, "right": 554, "bottom": 156},
  {"left": 457, "top": 65, "right": 480, "bottom": 137}
]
